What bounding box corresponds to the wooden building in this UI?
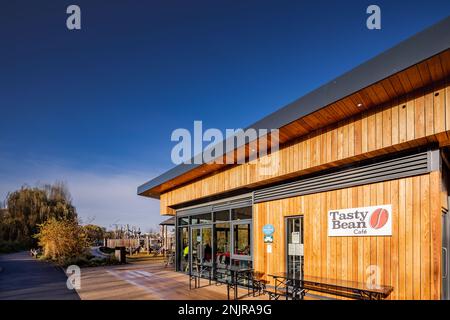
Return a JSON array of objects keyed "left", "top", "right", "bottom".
[{"left": 138, "top": 17, "right": 450, "bottom": 299}]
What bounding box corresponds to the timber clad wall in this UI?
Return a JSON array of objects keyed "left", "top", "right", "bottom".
[
  {"left": 253, "top": 172, "right": 445, "bottom": 300},
  {"left": 161, "top": 81, "right": 450, "bottom": 213}
]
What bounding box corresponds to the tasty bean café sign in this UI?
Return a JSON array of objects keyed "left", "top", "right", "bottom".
[{"left": 328, "top": 205, "right": 392, "bottom": 237}]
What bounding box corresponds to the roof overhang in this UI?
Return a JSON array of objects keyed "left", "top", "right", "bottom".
[{"left": 138, "top": 16, "right": 450, "bottom": 199}]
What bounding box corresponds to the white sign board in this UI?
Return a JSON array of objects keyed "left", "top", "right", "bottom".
[
  {"left": 328, "top": 205, "right": 392, "bottom": 237},
  {"left": 288, "top": 244, "right": 304, "bottom": 256}
]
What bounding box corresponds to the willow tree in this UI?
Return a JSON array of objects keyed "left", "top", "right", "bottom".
[{"left": 0, "top": 182, "right": 77, "bottom": 247}]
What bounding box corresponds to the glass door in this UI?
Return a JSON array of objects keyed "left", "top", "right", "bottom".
[
  {"left": 231, "top": 221, "right": 252, "bottom": 268},
  {"left": 178, "top": 226, "right": 189, "bottom": 273},
  {"left": 214, "top": 222, "right": 230, "bottom": 268},
  {"left": 286, "top": 216, "right": 304, "bottom": 276},
  {"left": 191, "top": 226, "right": 212, "bottom": 275}
]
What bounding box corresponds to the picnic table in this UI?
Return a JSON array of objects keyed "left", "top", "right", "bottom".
[
  {"left": 218, "top": 266, "right": 252, "bottom": 300},
  {"left": 268, "top": 272, "right": 393, "bottom": 300},
  {"left": 189, "top": 262, "right": 213, "bottom": 289},
  {"left": 189, "top": 264, "right": 253, "bottom": 300}
]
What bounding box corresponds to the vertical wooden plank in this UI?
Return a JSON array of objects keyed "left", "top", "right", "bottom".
[
  {"left": 357, "top": 186, "right": 365, "bottom": 285},
  {"left": 336, "top": 189, "right": 342, "bottom": 299},
  {"left": 326, "top": 129, "right": 332, "bottom": 164},
  {"left": 383, "top": 181, "right": 392, "bottom": 298},
  {"left": 330, "top": 190, "right": 337, "bottom": 296},
  {"left": 425, "top": 91, "right": 435, "bottom": 136},
  {"left": 390, "top": 179, "right": 400, "bottom": 300},
  {"left": 347, "top": 188, "right": 354, "bottom": 283},
  {"left": 361, "top": 112, "right": 368, "bottom": 153},
  {"left": 363, "top": 184, "right": 371, "bottom": 295},
  {"left": 326, "top": 192, "right": 332, "bottom": 281},
  {"left": 354, "top": 116, "right": 362, "bottom": 156},
  {"left": 391, "top": 101, "right": 399, "bottom": 146},
  {"left": 376, "top": 109, "right": 383, "bottom": 150},
  {"left": 352, "top": 188, "right": 359, "bottom": 283},
  {"left": 370, "top": 184, "right": 377, "bottom": 286},
  {"left": 413, "top": 176, "right": 421, "bottom": 299},
  {"left": 321, "top": 192, "right": 328, "bottom": 279},
  {"left": 341, "top": 188, "right": 348, "bottom": 283},
  {"left": 343, "top": 121, "right": 349, "bottom": 159},
  {"left": 398, "top": 178, "right": 406, "bottom": 299},
  {"left": 420, "top": 174, "right": 431, "bottom": 300},
  {"left": 367, "top": 111, "right": 376, "bottom": 151},
  {"left": 434, "top": 88, "right": 445, "bottom": 134},
  {"left": 405, "top": 177, "right": 413, "bottom": 299},
  {"left": 406, "top": 95, "right": 415, "bottom": 141},
  {"left": 376, "top": 183, "right": 385, "bottom": 290},
  {"left": 348, "top": 120, "right": 355, "bottom": 158},
  {"left": 399, "top": 99, "right": 408, "bottom": 143},
  {"left": 430, "top": 171, "right": 442, "bottom": 299},
  {"left": 382, "top": 104, "right": 392, "bottom": 148},
  {"left": 415, "top": 93, "right": 425, "bottom": 139}
]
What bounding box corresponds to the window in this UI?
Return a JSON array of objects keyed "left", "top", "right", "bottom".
[
  {"left": 191, "top": 213, "right": 211, "bottom": 224},
  {"left": 231, "top": 206, "right": 252, "bottom": 220},
  {"left": 233, "top": 223, "right": 251, "bottom": 257},
  {"left": 214, "top": 210, "right": 230, "bottom": 222},
  {"left": 214, "top": 223, "right": 230, "bottom": 269}
]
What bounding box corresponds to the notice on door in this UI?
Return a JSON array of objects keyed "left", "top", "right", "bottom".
[
  {"left": 291, "top": 232, "right": 300, "bottom": 244},
  {"left": 288, "top": 243, "right": 303, "bottom": 256},
  {"left": 328, "top": 205, "right": 392, "bottom": 237}
]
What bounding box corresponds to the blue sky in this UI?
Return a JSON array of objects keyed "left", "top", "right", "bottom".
[{"left": 1, "top": 1, "right": 449, "bottom": 231}]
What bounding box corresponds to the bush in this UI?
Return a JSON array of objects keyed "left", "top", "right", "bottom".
[{"left": 34, "top": 218, "right": 89, "bottom": 266}]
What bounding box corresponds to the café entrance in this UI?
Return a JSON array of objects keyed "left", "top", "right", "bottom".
[
  {"left": 286, "top": 216, "right": 304, "bottom": 276},
  {"left": 176, "top": 203, "right": 253, "bottom": 275}
]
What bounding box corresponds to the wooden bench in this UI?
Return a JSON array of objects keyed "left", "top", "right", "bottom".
[{"left": 268, "top": 273, "right": 394, "bottom": 300}]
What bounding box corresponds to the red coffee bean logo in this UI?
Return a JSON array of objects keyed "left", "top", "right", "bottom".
[{"left": 370, "top": 208, "right": 389, "bottom": 229}]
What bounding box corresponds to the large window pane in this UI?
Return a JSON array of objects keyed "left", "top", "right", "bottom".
[
  {"left": 231, "top": 207, "right": 252, "bottom": 220},
  {"left": 178, "top": 227, "right": 189, "bottom": 273},
  {"left": 233, "top": 223, "right": 251, "bottom": 256},
  {"left": 191, "top": 213, "right": 211, "bottom": 224},
  {"left": 214, "top": 223, "right": 230, "bottom": 268},
  {"left": 214, "top": 210, "right": 229, "bottom": 222}
]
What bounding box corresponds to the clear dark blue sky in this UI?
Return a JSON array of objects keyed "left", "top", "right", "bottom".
[{"left": 1, "top": 1, "right": 449, "bottom": 230}]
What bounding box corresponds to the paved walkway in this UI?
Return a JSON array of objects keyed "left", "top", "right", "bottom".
[
  {"left": 77, "top": 262, "right": 267, "bottom": 300},
  {"left": 0, "top": 251, "right": 80, "bottom": 300}
]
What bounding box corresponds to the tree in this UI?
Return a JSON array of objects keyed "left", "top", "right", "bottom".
[
  {"left": 83, "top": 224, "right": 106, "bottom": 246},
  {"left": 34, "top": 218, "right": 89, "bottom": 265},
  {"left": 0, "top": 182, "right": 77, "bottom": 247}
]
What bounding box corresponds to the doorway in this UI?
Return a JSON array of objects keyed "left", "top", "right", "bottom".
[
  {"left": 286, "top": 216, "right": 304, "bottom": 276},
  {"left": 191, "top": 226, "right": 213, "bottom": 273}
]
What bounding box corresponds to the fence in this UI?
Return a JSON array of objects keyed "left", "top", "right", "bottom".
[{"left": 105, "top": 239, "right": 140, "bottom": 249}]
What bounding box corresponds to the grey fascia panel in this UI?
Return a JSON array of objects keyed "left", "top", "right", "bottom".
[
  {"left": 177, "top": 205, "right": 213, "bottom": 217},
  {"left": 138, "top": 16, "right": 450, "bottom": 197},
  {"left": 176, "top": 196, "right": 253, "bottom": 216}
]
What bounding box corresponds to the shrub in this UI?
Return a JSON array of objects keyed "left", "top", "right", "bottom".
[{"left": 34, "top": 218, "right": 89, "bottom": 266}]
